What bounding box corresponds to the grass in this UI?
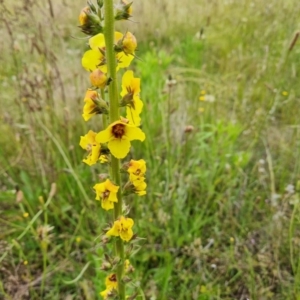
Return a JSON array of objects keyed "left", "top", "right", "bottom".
[{"left": 1, "top": 0, "right": 300, "bottom": 299}]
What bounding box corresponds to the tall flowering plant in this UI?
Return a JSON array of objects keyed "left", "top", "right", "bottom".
[{"left": 78, "top": 1, "right": 146, "bottom": 299}]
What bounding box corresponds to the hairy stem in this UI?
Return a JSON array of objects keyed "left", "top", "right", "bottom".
[{"left": 103, "top": 1, "right": 125, "bottom": 298}]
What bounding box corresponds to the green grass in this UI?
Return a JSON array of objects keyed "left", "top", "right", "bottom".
[{"left": 1, "top": 0, "right": 300, "bottom": 299}]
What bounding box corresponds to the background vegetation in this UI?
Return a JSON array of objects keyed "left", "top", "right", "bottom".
[{"left": 1, "top": 0, "right": 300, "bottom": 299}]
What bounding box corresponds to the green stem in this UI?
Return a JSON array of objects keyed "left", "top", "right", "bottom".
[{"left": 103, "top": 1, "right": 125, "bottom": 299}]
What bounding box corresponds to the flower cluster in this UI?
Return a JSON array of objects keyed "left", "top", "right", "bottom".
[{"left": 78, "top": 1, "right": 145, "bottom": 299}]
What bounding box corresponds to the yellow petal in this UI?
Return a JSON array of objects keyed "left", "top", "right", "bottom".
[
  {"left": 93, "top": 182, "right": 106, "bottom": 200},
  {"left": 96, "top": 127, "right": 112, "bottom": 143},
  {"left": 108, "top": 138, "right": 131, "bottom": 159},
  {"left": 122, "top": 70, "right": 134, "bottom": 92},
  {"left": 82, "top": 49, "right": 103, "bottom": 71},
  {"left": 125, "top": 126, "right": 145, "bottom": 141},
  {"left": 105, "top": 179, "right": 119, "bottom": 193},
  {"left": 90, "top": 144, "right": 100, "bottom": 163},
  {"left": 106, "top": 225, "right": 119, "bottom": 237},
  {"left": 82, "top": 112, "right": 95, "bottom": 121},
  {"left": 124, "top": 217, "right": 134, "bottom": 227},
  {"left": 79, "top": 136, "right": 89, "bottom": 149},
  {"left": 101, "top": 199, "right": 114, "bottom": 210},
  {"left": 89, "top": 33, "right": 105, "bottom": 49},
  {"left": 126, "top": 107, "right": 141, "bottom": 126},
  {"left": 83, "top": 156, "right": 94, "bottom": 166},
  {"left": 79, "top": 130, "right": 97, "bottom": 149},
  {"left": 117, "top": 52, "right": 134, "bottom": 69},
  {"left": 120, "top": 229, "right": 133, "bottom": 242},
  {"left": 114, "top": 31, "right": 123, "bottom": 43},
  {"left": 131, "top": 78, "right": 141, "bottom": 94}
]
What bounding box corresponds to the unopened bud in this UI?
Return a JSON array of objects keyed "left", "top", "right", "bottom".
[
  {"left": 100, "top": 261, "right": 112, "bottom": 271},
  {"left": 115, "top": 0, "right": 133, "bottom": 21},
  {"left": 79, "top": 6, "right": 91, "bottom": 26},
  {"left": 90, "top": 69, "right": 107, "bottom": 89},
  {"left": 78, "top": 5, "right": 103, "bottom": 35},
  {"left": 115, "top": 32, "right": 137, "bottom": 55},
  {"left": 184, "top": 125, "right": 194, "bottom": 133},
  {"left": 122, "top": 32, "right": 137, "bottom": 55}
]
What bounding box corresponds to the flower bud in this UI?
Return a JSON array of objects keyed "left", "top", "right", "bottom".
[
  {"left": 115, "top": 32, "right": 137, "bottom": 56},
  {"left": 78, "top": 6, "right": 103, "bottom": 35},
  {"left": 79, "top": 6, "right": 90, "bottom": 26},
  {"left": 122, "top": 32, "right": 137, "bottom": 55},
  {"left": 184, "top": 125, "right": 194, "bottom": 133},
  {"left": 89, "top": 69, "right": 107, "bottom": 89},
  {"left": 115, "top": 0, "right": 133, "bottom": 21}
]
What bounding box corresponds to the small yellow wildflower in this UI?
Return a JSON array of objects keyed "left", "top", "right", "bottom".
[
  {"left": 106, "top": 216, "right": 134, "bottom": 242},
  {"left": 93, "top": 179, "right": 119, "bottom": 211},
  {"left": 23, "top": 212, "right": 29, "bottom": 218},
  {"left": 82, "top": 90, "right": 98, "bottom": 121},
  {"left": 105, "top": 273, "right": 118, "bottom": 290},
  {"left": 89, "top": 69, "right": 107, "bottom": 89},
  {"left": 200, "top": 90, "right": 206, "bottom": 95},
  {"left": 133, "top": 180, "right": 147, "bottom": 196},
  {"left": 199, "top": 95, "right": 205, "bottom": 101},
  {"left": 23, "top": 260, "right": 28, "bottom": 265},
  {"left": 121, "top": 70, "right": 143, "bottom": 126},
  {"left": 282, "top": 91, "right": 288, "bottom": 96},
  {"left": 79, "top": 130, "right": 101, "bottom": 166},
  {"left": 230, "top": 237, "right": 235, "bottom": 243},
  {"left": 128, "top": 159, "right": 146, "bottom": 174},
  {"left": 79, "top": 6, "right": 90, "bottom": 26},
  {"left": 82, "top": 32, "right": 134, "bottom": 73},
  {"left": 76, "top": 237, "right": 81, "bottom": 243},
  {"left": 82, "top": 47, "right": 106, "bottom": 73},
  {"left": 96, "top": 118, "right": 145, "bottom": 159}
]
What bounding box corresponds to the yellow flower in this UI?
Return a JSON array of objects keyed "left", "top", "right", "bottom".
[
  {"left": 82, "top": 32, "right": 133, "bottom": 73},
  {"left": 105, "top": 273, "right": 118, "bottom": 290},
  {"left": 282, "top": 91, "right": 288, "bottom": 96},
  {"left": 90, "top": 69, "right": 107, "bottom": 89},
  {"left": 106, "top": 216, "right": 134, "bottom": 241},
  {"left": 127, "top": 159, "right": 147, "bottom": 189},
  {"left": 121, "top": 70, "right": 143, "bottom": 126},
  {"left": 82, "top": 90, "right": 108, "bottom": 121},
  {"left": 134, "top": 180, "right": 147, "bottom": 196},
  {"left": 79, "top": 6, "right": 90, "bottom": 26},
  {"left": 82, "top": 47, "right": 107, "bottom": 73},
  {"left": 23, "top": 212, "right": 29, "bottom": 218},
  {"left": 76, "top": 237, "right": 81, "bottom": 243},
  {"left": 79, "top": 130, "right": 101, "bottom": 166},
  {"left": 96, "top": 118, "right": 145, "bottom": 159},
  {"left": 93, "top": 179, "right": 119, "bottom": 211},
  {"left": 82, "top": 90, "right": 98, "bottom": 121},
  {"left": 199, "top": 95, "right": 205, "bottom": 101},
  {"left": 127, "top": 159, "right": 146, "bottom": 177}
]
